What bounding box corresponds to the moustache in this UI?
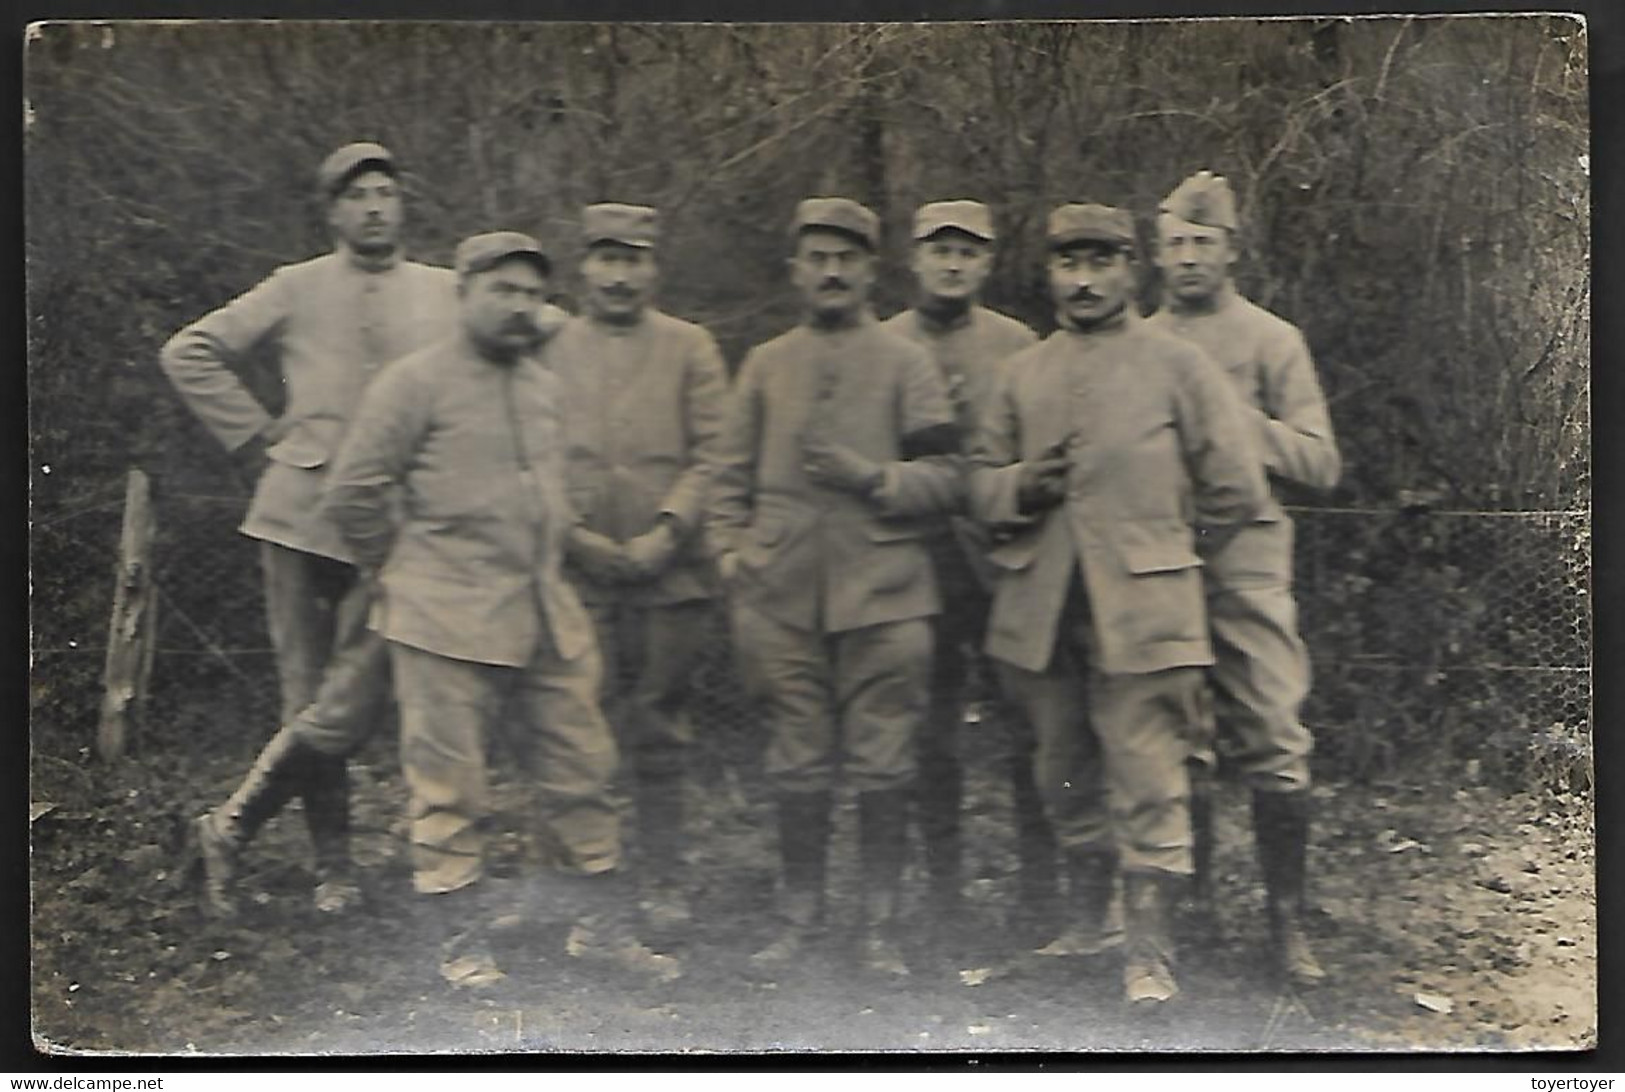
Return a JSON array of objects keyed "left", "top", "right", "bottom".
[
  {"left": 502, "top": 318, "right": 540, "bottom": 335},
  {"left": 1066, "top": 289, "right": 1103, "bottom": 304},
  {"left": 818, "top": 278, "right": 850, "bottom": 292}
]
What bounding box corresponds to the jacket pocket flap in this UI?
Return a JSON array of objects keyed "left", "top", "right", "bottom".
[
  {"left": 266, "top": 425, "right": 330, "bottom": 469},
  {"left": 1121, "top": 539, "right": 1202, "bottom": 575},
  {"left": 867, "top": 523, "right": 923, "bottom": 544}
]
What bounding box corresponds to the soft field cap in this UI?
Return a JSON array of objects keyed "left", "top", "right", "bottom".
[{"left": 454, "top": 231, "right": 552, "bottom": 277}]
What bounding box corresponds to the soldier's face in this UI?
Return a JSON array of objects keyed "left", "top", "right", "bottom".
[
  {"left": 1049, "top": 244, "right": 1136, "bottom": 326},
  {"left": 460, "top": 258, "right": 550, "bottom": 360},
  {"left": 1154, "top": 213, "right": 1237, "bottom": 304},
  {"left": 580, "top": 242, "right": 658, "bottom": 321},
  {"left": 789, "top": 230, "right": 875, "bottom": 320},
  {"left": 327, "top": 170, "right": 403, "bottom": 255},
  {"left": 911, "top": 230, "right": 993, "bottom": 303}
]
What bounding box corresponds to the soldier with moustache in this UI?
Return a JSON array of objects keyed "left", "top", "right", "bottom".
[
  {"left": 970, "top": 203, "right": 1266, "bottom": 1006},
  {"left": 707, "top": 198, "right": 962, "bottom": 977},
  {"left": 549, "top": 203, "right": 729, "bottom": 939},
  {"left": 323, "top": 232, "right": 669, "bottom": 988}
]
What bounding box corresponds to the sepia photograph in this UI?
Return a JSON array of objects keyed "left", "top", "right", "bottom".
[{"left": 25, "top": 15, "right": 1592, "bottom": 1056}]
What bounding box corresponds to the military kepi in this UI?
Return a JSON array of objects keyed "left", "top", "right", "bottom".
[
  {"left": 1047, "top": 203, "right": 1136, "bottom": 250},
  {"left": 317, "top": 142, "right": 397, "bottom": 198},
  {"left": 454, "top": 231, "right": 552, "bottom": 277},
  {"left": 792, "top": 197, "right": 880, "bottom": 250},
  {"left": 913, "top": 200, "right": 995, "bottom": 243},
  {"left": 1160, "top": 170, "right": 1238, "bottom": 231},
  {"left": 583, "top": 203, "right": 659, "bottom": 248}
]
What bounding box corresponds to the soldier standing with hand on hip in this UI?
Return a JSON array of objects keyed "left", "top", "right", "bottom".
[
  {"left": 880, "top": 201, "right": 1057, "bottom": 940},
  {"left": 161, "top": 143, "right": 459, "bottom": 917},
  {"left": 970, "top": 203, "right": 1265, "bottom": 1007},
  {"left": 1147, "top": 171, "right": 1341, "bottom": 986},
  {"left": 550, "top": 203, "right": 729, "bottom": 940},
  {"left": 707, "top": 197, "right": 963, "bottom": 978}
]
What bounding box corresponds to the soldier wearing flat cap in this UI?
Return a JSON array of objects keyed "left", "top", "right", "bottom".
[
  {"left": 880, "top": 201, "right": 1057, "bottom": 941},
  {"left": 706, "top": 197, "right": 963, "bottom": 977},
  {"left": 969, "top": 203, "right": 1266, "bottom": 1006},
  {"left": 162, "top": 142, "right": 462, "bottom": 919},
  {"left": 547, "top": 203, "right": 729, "bottom": 939},
  {"left": 1146, "top": 170, "right": 1341, "bottom": 986},
  {"left": 323, "top": 232, "right": 673, "bottom": 987}
]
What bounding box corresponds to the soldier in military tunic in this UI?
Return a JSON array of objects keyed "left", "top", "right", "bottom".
[
  {"left": 970, "top": 203, "right": 1266, "bottom": 1005},
  {"left": 707, "top": 198, "right": 962, "bottom": 977},
  {"left": 1147, "top": 171, "right": 1341, "bottom": 985},
  {"left": 880, "top": 201, "right": 1057, "bottom": 938},
  {"left": 161, "top": 143, "right": 460, "bottom": 917},
  {"left": 549, "top": 203, "right": 730, "bottom": 937}
]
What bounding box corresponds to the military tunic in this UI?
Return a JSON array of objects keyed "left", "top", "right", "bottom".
[
  {"left": 550, "top": 310, "right": 729, "bottom": 782},
  {"left": 1146, "top": 285, "right": 1340, "bottom": 791},
  {"left": 323, "top": 332, "right": 617, "bottom": 892},
  {"left": 707, "top": 313, "right": 961, "bottom": 793},
  {"left": 970, "top": 310, "right": 1266, "bottom": 872}
]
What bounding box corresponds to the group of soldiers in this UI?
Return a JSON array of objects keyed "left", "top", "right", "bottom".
[{"left": 160, "top": 140, "right": 1339, "bottom": 1008}]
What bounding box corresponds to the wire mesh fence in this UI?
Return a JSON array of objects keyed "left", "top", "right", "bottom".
[{"left": 30, "top": 482, "right": 1591, "bottom": 794}]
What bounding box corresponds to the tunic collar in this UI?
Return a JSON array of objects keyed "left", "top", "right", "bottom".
[
  {"left": 1162, "top": 280, "right": 1239, "bottom": 318},
  {"left": 1055, "top": 304, "right": 1135, "bottom": 340},
  {"left": 912, "top": 298, "right": 975, "bottom": 335},
  {"left": 339, "top": 243, "right": 402, "bottom": 274}
]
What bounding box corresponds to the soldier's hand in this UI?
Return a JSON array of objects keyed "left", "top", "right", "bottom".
[
  {"left": 568, "top": 527, "right": 634, "bottom": 584},
  {"left": 623, "top": 520, "right": 680, "bottom": 579},
  {"left": 1016, "top": 455, "right": 1070, "bottom": 513},
  {"left": 716, "top": 551, "right": 742, "bottom": 587},
  {"left": 802, "top": 440, "right": 883, "bottom": 496}
]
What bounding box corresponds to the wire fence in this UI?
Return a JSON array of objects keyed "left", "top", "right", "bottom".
[{"left": 31, "top": 481, "right": 1591, "bottom": 794}]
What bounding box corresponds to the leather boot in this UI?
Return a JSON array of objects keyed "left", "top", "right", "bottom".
[
  {"left": 750, "top": 791, "right": 832, "bottom": 970},
  {"left": 1122, "top": 871, "right": 1180, "bottom": 1007},
  {"left": 635, "top": 770, "right": 692, "bottom": 940},
  {"left": 1253, "top": 790, "right": 1327, "bottom": 986},
  {"left": 1036, "top": 847, "right": 1123, "bottom": 957},
  {"left": 1008, "top": 749, "right": 1060, "bottom": 944},
  {"left": 1187, "top": 762, "right": 1219, "bottom": 927},
  {"left": 857, "top": 788, "right": 912, "bottom": 978},
  {"left": 190, "top": 723, "right": 315, "bottom": 917},
  {"left": 302, "top": 753, "right": 362, "bottom": 914}
]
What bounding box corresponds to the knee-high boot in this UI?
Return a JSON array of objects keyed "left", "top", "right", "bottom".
[
  {"left": 191, "top": 723, "right": 318, "bottom": 917},
  {"left": 750, "top": 790, "right": 832, "bottom": 969},
  {"left": 1252, "top": 790, "right": 1326, "bottom": 985}
]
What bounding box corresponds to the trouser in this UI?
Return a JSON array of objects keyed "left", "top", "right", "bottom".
[
  {"left": 999, "top": 581, "right": 1211, "bottom": 876},
  {"left": 1207, "top": 581, "right": 1314, "bottom": 793},
  {"left": 586, "top": 599, "right": 710, "bottom": 782},
  {"left": 254, "top": 543, "right": 391, "bottom": 864},
  {"left": 388, "top": 638, "right": 620, "bottom": 895},
  {"left": 731, "top": 603, "right": 930, "bottom": 794}
]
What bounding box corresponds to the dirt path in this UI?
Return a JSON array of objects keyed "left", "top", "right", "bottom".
[{"left": 29, "top": 735, "right": 1594, "bottom": 1056}]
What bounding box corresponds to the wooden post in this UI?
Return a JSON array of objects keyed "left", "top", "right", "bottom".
[{"left": 97, "top": 468, "right": 158, "bottom": 761}]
